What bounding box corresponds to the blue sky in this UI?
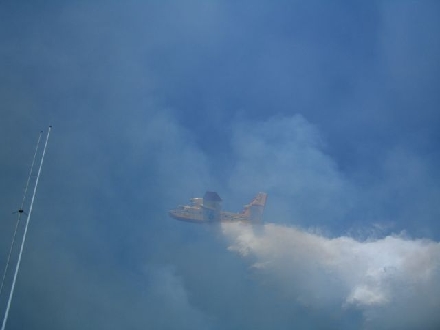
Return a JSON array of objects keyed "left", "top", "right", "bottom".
[{"left": 1, "top": 1, "right": 439, "bottom": 329}]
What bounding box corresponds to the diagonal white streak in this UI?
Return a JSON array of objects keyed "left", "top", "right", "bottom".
[
  {"left": 1, "top": 127, "right": 51, "bottom": 330},
  {"left": 0, "top": 131, "right": 43, "bottom": 298}
]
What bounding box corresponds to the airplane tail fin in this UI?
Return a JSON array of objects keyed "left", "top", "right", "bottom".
[{"left": 241, "top": 192, "right": 268, "bottom": 224}]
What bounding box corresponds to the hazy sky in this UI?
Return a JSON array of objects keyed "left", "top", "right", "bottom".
[{"left": 1, "top": 1, "right": 439, "bottom": 329}]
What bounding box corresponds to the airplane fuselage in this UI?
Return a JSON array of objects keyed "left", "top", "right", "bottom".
[
  {"left": 168, "top": 192, "right": 267, "bottom": 224},
  {"left": 168, "top": 207, "right": 249, "bottom": 223}
]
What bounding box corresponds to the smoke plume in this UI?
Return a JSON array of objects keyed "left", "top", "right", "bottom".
[{"left": 223, "top": 222, "right": 440, "bottom": 329}]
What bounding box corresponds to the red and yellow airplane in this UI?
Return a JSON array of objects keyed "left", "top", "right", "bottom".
[{"left": 168, "top": 192, "right": 268, "bottom": 224}]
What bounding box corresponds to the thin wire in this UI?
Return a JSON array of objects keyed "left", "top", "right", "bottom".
[
  {"left": 1, "top": 126, "right": 51, "bottom": 330},
  {"left": 0, "top": 131, "right": 43, "bottom": 298}
]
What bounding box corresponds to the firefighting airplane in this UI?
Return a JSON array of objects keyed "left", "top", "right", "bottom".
[{"left": 168, "top": 192, "right": 268, "bottom": 224}]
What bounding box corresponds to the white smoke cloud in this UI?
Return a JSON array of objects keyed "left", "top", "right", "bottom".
[{"left": 222, "top": 222, "right": 440, "bottom": 328}]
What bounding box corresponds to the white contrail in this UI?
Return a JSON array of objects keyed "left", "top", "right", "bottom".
[
  {"left": 0, "top": 131, "right": 43, "bottom": 298},
  {"left": 1, "top": 126, "right": 51, "bottom": 330}
]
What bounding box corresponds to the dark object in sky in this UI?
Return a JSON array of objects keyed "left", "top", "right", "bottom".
[{"left": 169, "top": 192, "right": 267, "bottom": 224}]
